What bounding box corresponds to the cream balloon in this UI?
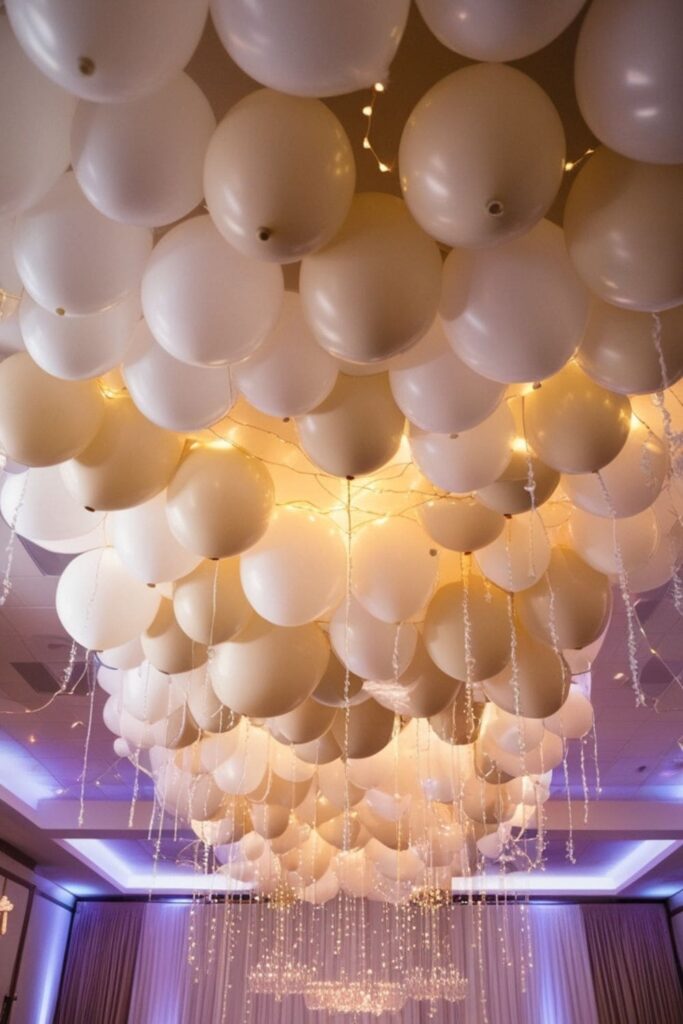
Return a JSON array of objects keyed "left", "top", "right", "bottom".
[
  {"left": 295, "top": 732, "right": 342, "bottom": 766},
  {"left": 56, "top": 547, "right": 161, "bottom": 651},
  {"left": 311, "top": 652, "right": 366, "bottom": 708},
  {"left": 418, "top": 497, "right": 504, "bottom": 554},
  {"left": 20, "top": 292, "right": 140, "bottom": 382},
  {"left": 417, "top": 0, "right": 586, "bottom": 61},
  {"left": 99, "top": 637, "right": 144, "bottom": 671},
  {"left": 329, "top": 597, "right": 417, "bottom": 681},
  {"left": 296, "top": 373, "right": 405, "bottom": 478},
  {"left": 331, "top": 699, "right": 395, "bottom": 761},
  {"left": 120, "top": 663, "right": 184, "bottom": 723},
  {"left": 399, "top": 64, "right": 565, "bottom": 248},
  {"left": 210, "top": 0, "right": 409, "bottom": 98},
  {"left": 270, "top": 698, "right": 336, "bottom": 745},
  {"left": 61, "top": 396, "right": 183, "bottom": 511},
  {"left": 474, "top": 513, "right": 551, "bottom": 593},
  {"left": 182, "top": 672, "right": 236, "bottom": 734},
  {"left": 6, "top": 0, "right": 209, "bottom": 103},
  {"left": 564, "top": 148, "right": 683, "bottom": 312},
  {"left": 72, "top": 73, "right": 215, "bottom": 226},
  {"left": 524, "top": 361, "right": 631, "bottom": 474},
  {"left": 13, "top": 173, "right": 152, "bottom": 317},
  {"left": 166, "top": 445, "right": 274, "bottom": 559},
  {"left": 300, "top": 194, "right": 441, "bottom": 364},
  {"left": 0, "top": 19, "right": 76, "bottom": 217},
  {"left": 575, "top": 0, "right": 683, "bottom": 165},
  {"left": 628, "top": 524, "right": 683, "bottom": 594},
  {"left": 141, "top": 216, "right": 283, "bottom": 367},
  {"left": 250, "top": 803, "right": 290, "bottom": 841},
  {"left": 0, "top": 466, "right": 104, "bottom": 543},
  {"left": 631, "top": 384, "right": 683, "bottom": 446},
  {"left": 233, "top": 293, "right": 337, "bottom": 418},
  {"left": 0, "top": 353, "right": 104, "bottom": 467},
  {"left": 516, "top": 547, "right": 612, "bottom": 651},
  {"left": 441, "top": 220, "right": 588, "bottom": 383},
  {"left": 483, "top": 629, "right": 569, "bottom": 720},
  {"left": 384, "top": 638, "right": 458, "bottom": 719},
  {"left": 562, "top": 422, "right": 667, "bottom": 518},
  {"left": 569, "top": 506, "right": 659, "bottom": 576},
  {"left": 483, "top": 706, "right": 545, "bottom": 757},
  {"left": 173, "top": 559, "right": 251, "bottom": 647},
  {"left": 577, "top": 301, "right": 683, "bottom": 396},
  {"left": 205, "top": 90, "right": 355, "bottom": 263},
  {"left": 476, "top": 449, "right": 560, "bottom": 516},
  {"left": 210, "top": 616, "right": 329, "bottom": 718},
  {"left": 424, "top": 577, "right": 509, "bottom": 683},
  {"left": 544, "top": 686, "right": 594, "bottom": 740},
  {"left": 212, "top": 723, "right": 270, "bottom": 795},
  {"left": 409, "top": 402, "right": 515, "bottom": 494},
  {"left": 142, "top": 600, "right": 207, "bottom": 675},
  {"left": 351, "top": 518, "right": 437, "bottom": 624},
  {"left": 240, "top": 507, "right": 346, "bottom": 627},
  {"left": 389, "top": 321, "right": 506, "bottom": 433},
  {"left": 109, "top": 492, "right": 202, "bottom": 585}
]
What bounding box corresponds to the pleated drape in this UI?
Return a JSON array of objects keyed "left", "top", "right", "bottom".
[
  {"left": 54, "top": 902, "right": 144, "bottom": 1024},
  {"left": 582, "top": 903, "right": 683, "bottom": 1024}
]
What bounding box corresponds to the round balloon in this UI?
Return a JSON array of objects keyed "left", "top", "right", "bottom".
[
  {"left": 476, "top": 449, "right": 560, "bottom": 516},
  {"left": 569, "top": 506, "right": 659, "bottom": 576},
  {"left": 475, "top": 512, "right": 551, "bottom": 593},
  {"left": 0, "top": 353, "right": 104, "bottom": 467},
  {"left": 20, "top": 291, "right": 140, "bottom": 381},
  {"left": 166, "top": 445, "right": 274, "bottom": 559},
  {"left": 0, "top": 19, "right": 76, "bottom": 218},
  {"left": 109, "top": 492, "right": 202, "bottom": 585},
  {"left": 575, "top": 0, "right": 683, "bottom": 165},
  {"left": 351, "top": 518, "right": 437, "bottom": 623},
  {"left": 389, "top": 320, "right": 506, "bottom": 433},
  {"left": 61, "top": 396, "right": 183, "bottom": 511},
  {"left": 233, "top": 293, "right": 337, "bottom": 418},
  {"left": 517, "top": 547, "right": 612, "bottom": 651},
  {"left": 6, "top": 0, "right": 209, "bottom": 103},
  {"left": 210, "top": 616, "right": 329, "bottom": 718},
  {"left": 141, "top": 215, "right": 283, "bottom": 367},
  {"left": 483, "top": 628, "right": 569, "bottom": 720},
  {"left": 577, "top": 301, "right": 683, "bottom": 396},
  {"left": 544, "top": 686, "right": 594, "bottom": 740},
  {"left": 409, "top": 402, "right": 515, "bottom": 494},
  {"left": 142, "top": 600, "right": 207, "bottom": 675},
  {"left": 423, "top": 577, "right": 510, "bottom": 682},
  {"left": 123, "top": 320, "right": 235, "bottom": 433},
  {"left": 72, "top": 73, "right": 215, "bottom": 226},
  {"left": 300, "top": 193, "right": 441, "bottom": 364},
  {"left": 419, "top": 496, "right": 505, "bottom": 554},
  {"left": 312, "top": 652, "right": 366, "bottom": 708},
  {"left": 329, "top": 597, "right": 417, "bottom": 681},
  {"left": 441, "top": 220, "right": 588, "bottom": 383},
  {"left": 13, "top": 173, "right": 152, "bottom": 316},
  {"left": 1, "top": 466, "right": 104, "bottom": 544},
  {"left": 331, "top": 698, "right": 395, "bottom": 760},
  {"left": 270, "top": 698, "right": 336, "bottom": 745},
  {"left": 296, "top": 373, "right": 405, "bottom": 478},
  {"left": 417, "top": 0, "right": 586, "bottom": 61},
  {"left": 399, "top": 64, "right": 565, "bottom": 248},
  {"left": 56, "top": 547, "right": 161, "bottom": 650},
  {"left": 564, "top": 148, "right": 683, "bottom": 312},
  {"left": 205, "top": 90, "right": 355, "bottom": 263},
  {"left": 173, "top": 558, "right": 251, "bottom": 647},
  {"left": 524, "top": 361, "right": 631, "bottom": 474},
  {"left": 210, "top": 0, "right": 409, "bottom": 97}
]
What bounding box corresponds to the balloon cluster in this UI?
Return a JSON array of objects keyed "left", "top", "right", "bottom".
[{"left": 0, "top": 0, "right": 681, "bottom": 904}]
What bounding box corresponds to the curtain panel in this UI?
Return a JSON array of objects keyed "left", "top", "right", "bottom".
[{"left": 582, "top": 903, "right": 683, "bottom": 1024}]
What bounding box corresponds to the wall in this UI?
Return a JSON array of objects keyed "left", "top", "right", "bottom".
[{"left": 0, "top": 851, "right": 73, "bottom": 1024}]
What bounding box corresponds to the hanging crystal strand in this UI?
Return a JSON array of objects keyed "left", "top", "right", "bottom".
[
  {"left": 342, "top": 478, "right": 353, "bottom": 853},
  {"left": 590, "top": 717, "right": 603, "bottom": 801},
  {"left": 77, "top": 660, "right": 97, "bottom": 828},
  {"left": 61, "top": 639, "right": 79, "bottom": 691},
  {"left": 596, "top": 471, "right": 644, "bottom": 705},
  {"left": 559, "top": 720, "right": 575, "bottom": 863},
  {"left": 579, "top": 735, "right": 590, "bottom": 825},
  {"left": 127, "top": 743, "right": 143, "bottom": 828},
  {"left": 521, "top": 397, "right": 538, "bottom": 579},
  {"left": 505, "top": 593, "right": 527, "bottom": 781},
  {"left": 0, "top": 470, "right": 27, "bottom": 607},
  {"left": 460, "top": 553, "right": 476, "bottom": 741},
  {"left": 651, "top": 312, "right": 682, "bottom": 475},
  {"left": 474, "top": 893, "right": 489, "bottom": 1024}
]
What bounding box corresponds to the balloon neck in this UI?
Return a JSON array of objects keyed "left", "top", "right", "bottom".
[
  {"left": 78, "top": 57, "right": 95, "bottom": 77},
  {"left": 486, "top": 199, "right": 504, "bottom": 217},
  {"left": 84, "top": 506, "right": 95, "bottom": 513},
  {"left": 532, "top": 382, "right": 542, "bottom": 390},
  {"left": 55, "top": 308, "right": 65, "bottom": 317},
  {"left": 257, "top": 227, "right": 273, "bottom": 242},
  {"left": 345, "top": 475, "right": 355, "bottom": 482}
]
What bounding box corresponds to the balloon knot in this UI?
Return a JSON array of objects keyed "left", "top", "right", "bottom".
[
  {"left": 257, "top": 227, "right": 272, "bottom": 242},
  {"left": 78, "top": 56, "right": 95, "bottom": 76}
]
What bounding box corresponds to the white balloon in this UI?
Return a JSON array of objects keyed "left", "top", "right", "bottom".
[
  {"left": 351, "top": 518, "right": 438, "bottom": 623},
  {"left": 56, "top": 547, "right": 161, "bottom": 651},
  {"left": 213, "top": 723, "right": 269, "bottom": 796},
  {"left": 233, "top": 293, "right": 338, "bottom": 418},
  {"left": 1, "top": 466, "right": 104, "bottom": 543},
  {"left": 72, "top": 74, "right": 215, "bottom": 227},
  {"left": 6, "top": 0, "right": 209, "bottom": 103},
  {"left": 99, "top": 637, "right": 145, "bottom": 671},
  {"left": 441, "top": 220, "right": 589, "bottom": 384},
  {"left": 329, "top": 597, "right": 417, "bottom": 680},
  {"left": 409, "top": 402, "right": 514, "bottom": 494},
  {"left": 13, "top": 173, "right": 152, "bottom": 317},
  {"left": 121, "top": 663, "right": 184, "bottom": 724},
  {"left": 0, "top": 19, "right": 76, "bottom": 218},
  {"left": 210, "top": 0, "right": 410, "bottom": 97},
  {"left": 240, "top": 508, "right": 346, "bottom": 627},
  {"left": 389, "top": 320, "right": 505, "bottom": 433},
  {"left": 141, "top": 216, "right": 283, "bottom": 367},
  {"left": 109, "top": 492, "right": 202, "bottom": 586},
  {"left": 123, "top": 320, "right": 235, "bottom": 432},
  {"left": 20, "top": 292, "right": 139, "bottom": 381},
  {"left": 475, "top": 513, "right": 551, "bottom": 593},
  {"left": 569, "top": 507, "right": 659, "bottom": 576},
  {"left": 544, "top": 686, "right": 594, "bottom": 740}
]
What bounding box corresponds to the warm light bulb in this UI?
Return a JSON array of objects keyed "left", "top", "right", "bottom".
[
  {"left": 373, "top": 82, "right": 385, "bottom": 92},
  {"left": 362, "top": 105, "right": 372, "bottom": 116},
  {"left": 511, "top": 437, "right": 528, "bottom": 453}
]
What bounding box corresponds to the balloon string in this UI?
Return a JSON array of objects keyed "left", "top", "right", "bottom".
[
  {"left": 342, "top": 477, "right": 352, "bottom": 853},
  {"left": 651, "top": 312, "right": 682, "bottom": 477},
  {"left": 77, "top": 660, "right": 97, "bottom": 828},
  {"left": 460, "top": 553, "right": 475, "bottom": 742}
]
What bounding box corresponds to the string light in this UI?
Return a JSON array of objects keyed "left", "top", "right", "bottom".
[{"left": 361, "top": 82, "right": 393, "bottom": 174}]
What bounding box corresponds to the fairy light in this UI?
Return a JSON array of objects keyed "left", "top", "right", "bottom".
[
  {"left": 361, "top": 82, "right": 393, "bottom": 174},
  {"left": 564, "top": 147, "right": 595, "bottom": 172}
]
